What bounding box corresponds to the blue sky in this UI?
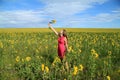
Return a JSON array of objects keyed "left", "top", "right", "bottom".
[{"left": 0, "top": 0, "right": 120, "bottom": 28}]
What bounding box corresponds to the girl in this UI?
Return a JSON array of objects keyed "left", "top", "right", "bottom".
[{"left": 48, "top": 23, "right": 69, "bottom": 62}]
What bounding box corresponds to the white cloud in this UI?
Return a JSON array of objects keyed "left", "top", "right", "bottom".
[
  {"left": 44, "top": 2, "right": 91, "bottom": 17},
  {"left": 40, "top": 0, "right": 108, "bottom": 18},
  {"left": 71, "top": 12, "right": 120, "bottom": 23},
  {"left": 112, "top": 8, "right": 120, "bottom": 13},
  {"left": 0, "top": 10, "right": 48, "bottom": 27},
  {"left": 57, "top": 7, "right": 120, "bottom": 27},
  {"left": 91, "top": 13, "right": 120, "bottom": 22},
  {"left": 40, "top": 0, "right": 108, "bottom": 4}
]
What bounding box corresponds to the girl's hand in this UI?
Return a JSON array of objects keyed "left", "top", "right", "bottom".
[
  {"left": 66, "top": 49, "right": 69, "bottom": 53},
  {"left": 48, "top": 23, "right": 58, "bottom": 35},
  {"left": 48, "top": 23, "right": 51, "bottom": 27}
]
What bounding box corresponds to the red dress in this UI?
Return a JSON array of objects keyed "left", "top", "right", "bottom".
[{"left": 58, "top": 36, "right": 66, "bottom": 59}]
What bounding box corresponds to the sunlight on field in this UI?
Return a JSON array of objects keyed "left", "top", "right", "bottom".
[{"left": 0, "top": 28, "right": 120, "bottom": 32}]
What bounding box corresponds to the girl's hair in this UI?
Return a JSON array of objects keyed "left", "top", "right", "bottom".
[
  {"left": 63, "top": 29, "right": 68, "bottom": 41},
  {"left": 58, "top": 32, "right": 62, "bottom": 37}
]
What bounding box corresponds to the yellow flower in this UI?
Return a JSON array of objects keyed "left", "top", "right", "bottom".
[
  {"left": 91, "top": 49, "right": 99, "bottom": 58},
  {"left": 118, "top": 69, "right": 120, "bottom": 73},
  {"left": 11, "top": 40, "right": 14, "bottom": 44},
  {"left": 45, "top": 66, "right": 49, "bottom": 73},
  {"left": 0, "top": 41, "right": 3, "bottom": 48},
  {"left": 91, "top": 49, "right": 96, "bottom": 54},
  {"left": 22, "top": 58, "right": 24, "bottom": 62},
  {"left": 64, "top": 79, "right": 66, "bottom": 80},
  {"left": 79, "top": 49, "right": 82, "bottom": 53},
  {"left": 52, "top": 57, "right": 61, "bottom": 64},
  {"left": 95, "top": 53, "right": 99, "bottom": 58},
  {"left": 112, "top": 42, "right": 114, "bottom": 46},
  {"left": 16, "top": 56, "right": 20, "bottom": 62},
  {"left": 41, "top": 64, "right": 45, "bottom": 71},
  {"left": 69, "top": 46, "right": 72, "bottom": 52},
  {"left": 40, "top": 56, "right": 43, "bottom": 59},
  {"left": 72, "top": 49, "right": 74, "bottom": 53},
  {"left": 26, "top": 57, "right": 31, "bottom": 61},
  {"left": 103, "top": 36, "right": 106, "bottom": 39},
  {"left": 108, "top": 51, "right": 112, "bottom": 55},
  {"left": 106, "top": 76, "right": 110, "bottom": 80},
  {"left": 79, "top": 64, "right": 84, "bottom": 71},
  {"left": 73, "top": 66, "right": 78, "bottom": 76},
  {"left": 52, "top": 63, "right": 55, "bottom": 66},
  {"left": 36, "top": 49, "right": 39, "bottom": 53}
]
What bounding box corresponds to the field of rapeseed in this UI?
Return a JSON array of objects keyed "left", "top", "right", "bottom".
[{"left": 0, "top": 32, "right": 120, "bottom": 80}]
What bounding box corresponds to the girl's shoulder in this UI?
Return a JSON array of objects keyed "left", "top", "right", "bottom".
[{"left": 63, "top": 36, "right": 67, "bottom": 40}]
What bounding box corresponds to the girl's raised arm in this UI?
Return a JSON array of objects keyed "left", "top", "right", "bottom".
[{"left": 48, "top": 23, "right": 58, "bottom": 36}]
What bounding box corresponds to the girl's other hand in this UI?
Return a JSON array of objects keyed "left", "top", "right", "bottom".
[{"left": 66, "top": 49, "right": 69, "bottom": 53}]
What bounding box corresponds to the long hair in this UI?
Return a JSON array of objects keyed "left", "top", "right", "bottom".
[{"left": 63, "top": 29, "right": 68, "bottom": 41}]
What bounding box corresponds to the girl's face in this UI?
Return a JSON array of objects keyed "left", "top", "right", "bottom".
[
  {"left": 59, "top": 30, "right": 63, "bottom": 37},
  {"left": 60, "top": 30, "right": 63, "bottom": 34}
]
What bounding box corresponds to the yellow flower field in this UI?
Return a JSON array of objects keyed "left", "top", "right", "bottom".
[{"left": 0, "top": 29, "right": 120, "bottom": 80}]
